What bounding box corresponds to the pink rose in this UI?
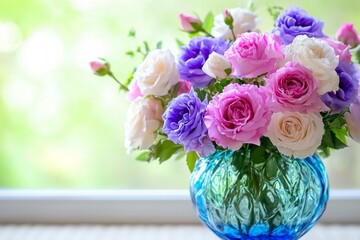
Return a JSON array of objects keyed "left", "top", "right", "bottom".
[
  {"left": 225, "top": 32, "right": 284, "bottom": 78},
  {"left": 177, "top": 80, "right": 192, "bottom": 95},
  {"left": 266, "top": 61, "right": 329, "bottom": 113},
  {"left": 179, "top": 14, "right": 202, "bottom": 32},
  {"left": 322, "top": 38, "right": 352, "bottom": 64},
  {"left": 336, "top": 23, "right": 360, "bottom": 48},
  {"left": 127, "top": 81, "right": 143, "bottom": 101},
  {"left": 204, "top": 83, "right": 272, "bottom": 150}
]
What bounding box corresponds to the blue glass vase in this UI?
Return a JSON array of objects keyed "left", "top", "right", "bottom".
[{"left": 190, "top": 149, "right": 329, "bottom": 240}]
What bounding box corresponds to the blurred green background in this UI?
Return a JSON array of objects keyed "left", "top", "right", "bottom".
[{"left": 0, "top": 0, "right": 359, "bottom": 188}]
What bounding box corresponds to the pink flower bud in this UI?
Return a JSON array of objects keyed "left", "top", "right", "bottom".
[
  {"left": 177, "top": 80, "right": 192, "bottom": 95},
  {"left": 223, "top": 9, "right": 231, "bottom": 20},
  {"left": 89, "top": 58, "right": 110, "bottom": 76},
  {"left": 179, "top": 13, "right": 202, "bottom": 32},
  {"left": 223, "top": 9, "right": 234, "bottom": 28},
  {"left": 336, "top": 23, "right": 360, "bottom": 48}
]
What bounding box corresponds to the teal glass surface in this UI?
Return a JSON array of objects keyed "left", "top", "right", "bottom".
[{"left": 190, "top": 149, "right": 329, "bottom": 240}]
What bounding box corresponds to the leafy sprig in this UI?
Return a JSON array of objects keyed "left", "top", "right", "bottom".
[
  {"left": 318, "top": 111, "right": 349, "bottom": 157},
  {"left": 268, "top": 6, "right": 283, "bottom": 24}
]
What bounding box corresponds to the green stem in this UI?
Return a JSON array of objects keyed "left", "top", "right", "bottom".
[
  {"left": 108, "top": 72, "right": 129, "bottom": 91},
  {"left": 200, "top": 28, "right": 214, "bottom": 38},
  {"left": 230, "top": 27, "right": 236, "bottom": 40}
]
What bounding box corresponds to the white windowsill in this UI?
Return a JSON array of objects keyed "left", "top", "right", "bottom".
[{"left": 0, "top": 189, "right": 359, "bottom": 224}]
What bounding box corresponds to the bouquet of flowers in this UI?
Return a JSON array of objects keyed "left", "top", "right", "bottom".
[
  {"left": 89, "top": 4, "right": 360, "bottom": 238},
  {"left": 90, "top": 5, "right": 360, "bottom": 171}
]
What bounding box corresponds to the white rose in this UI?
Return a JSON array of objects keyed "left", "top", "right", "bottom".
[
  {"left": 284, "top": 35, "right": 339, "bottom": 95},
  {"left": 212, "top": 8, "right": 259, "bottom": 40},
  {"left": 345, "top": 102, "right": 360, "bottom": 143},
  {"left": 124, "top": 97, "right": 164, "bottom": 152},
  {"left": 134, "top": 49, "right": 179, "bottom": 96},
  {"left": 267, "top": 111, "right": 325, "bottom": 158},
  {"left": 202, "top": 52, "right": 231, "bottom": 79}
]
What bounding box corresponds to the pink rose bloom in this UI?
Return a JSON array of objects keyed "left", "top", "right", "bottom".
[
  {"left": 266, "top": 61, "right": 329, "bottom": 113},
  {"left": 225, "top": 32, "right": 284, "bottom": 78},
  {"left": 322, "top": 38, "right": 352, "bottom": 64},
  {"left": 179, "top": 13, "right": 202, "bottom": 32},
  {"left": 177, "top": 80, "right": 192, "bottom": 95},
  {"left": 336, "top": 23, "right": 360, "bottom": 48},
  {"left": 127, "top": 81, "right": 143, "bottom": 101},
  {"left": 204, "top": 83, "right": 272, "bottom": 150}
]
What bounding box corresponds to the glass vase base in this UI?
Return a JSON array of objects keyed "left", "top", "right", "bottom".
[{"left": 190, "top": 149, "right": 329, "bottom": 240}]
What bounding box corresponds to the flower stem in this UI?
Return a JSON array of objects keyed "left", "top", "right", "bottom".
[
  {"left": 108, "top": 72, "right": 129, "bottom": 91},
  {"left": 200, "top": 28, "right": 214, "bottom": 38},
  {"left": 231, "top": 29, "right": 236, "bottom": 40}
]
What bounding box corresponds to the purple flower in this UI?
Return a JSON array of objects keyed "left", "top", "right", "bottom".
[
  {"left": 178, "top": 37, "right": 231, "bottom": 89},
  {"left": 162, "top": 89, "right": 215, "bottom": 157},
  {"left": 321, "top": 61, "right": 360, "bottom": 113},
  {"left": 273, "top": 6, "right": 325, "bottom": 45}
]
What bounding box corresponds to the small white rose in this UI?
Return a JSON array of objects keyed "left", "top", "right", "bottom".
[
  {"left": 202, "top": 52, "right": 231, "bottom": 79},
  {"left": 124, "top": 97, "right": 164, "bottom": 152},
  {"left": 284, "top": 35, "right": 339, "bottom": 95},
  {"left": 212, "top": 8, "right": 259, "bottom": 40},
  {"left": 345, "top": 102, "right": 360, "bottom": 143},
  {"left": 344, "top": 112, "right": 360, "bottom": 142},
  {"left": 267, "top": 111, "right": 325, "bottom": 158},
  {"left": 134, "top": 49, "right": 179, "bottom": 96}
]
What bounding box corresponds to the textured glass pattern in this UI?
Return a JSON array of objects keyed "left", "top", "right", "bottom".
[{"left": 190, "top": 149, "right": 329, "bottom": 240}]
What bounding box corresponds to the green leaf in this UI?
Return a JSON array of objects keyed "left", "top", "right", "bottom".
[
  {"left": 260, "top": 137, "right": 277, "bottom": 151},
  {"left": 224, "top": 68, "right": 232, "bottom": 76},
  {"left": 332, "top": 127, "right": 348, "bottom": 144},
  {"left": 267, "top": 6, "right": 283, "bottom": 23},
  {"left": 318, "top": 146, "right": 330, "bottom": 158},
  {"left": 189, "top": 32, "right": 201, "bottom": 38},
  {"left": 320, "top": 112, "right": 348, "bottom": 153},
  {"left": 329, "top": 117, "right": 346, "bottom": 129},
  {"left": 190, "top": 22, "right": 203, "bottom": 32},
  {"left": 186, "top": 151, "right": 199, "bottom": 172},
  {"left": 195, "top": 89, "right": 207, "bottom": 101},
  {"left": 176, "top": 38, "right": 185, "bottom": 48},
  {"left": 320, "top": 128, "right": 347, "bottom": 154},
  {"left": 321, "top": 128, "right": 335, "bottom": 149},
  {"left": 251, "top": 146, "right": 266, "bottom": 164},
  {"left": 156, "top": 41, "right": 163, "bottom": 49},
  {"left": 153, "top": 140, "right": 183, "bottom": 163},
  {"left": 143, "top": 41, "right": 150, "bottom": 53},
  {"left": 203, "top": 12, "right": 214, "bottom": 33},
  {"left": 332, "top": 133, "right": 347, "bottom": 149},
  {"left": 124, "top": 67, "right": 136, "bottom": 87},
  {"left": 126, "top": 51, "right": 134, "bottom": 57},
  {"left": 136, "top": 151, "right": 151, "bottom": 161},
  {"left": 214, "top": 82, "right": 224, "bottom": 92},
  {"left": 247, "top": 0, "right": 256, "bottom": 11},
  {"left": 128, "top": 28, "right": 136, "bottom": 37},
  {"left": 356, "top": 49, "right": 360, "bottom": 64}
]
